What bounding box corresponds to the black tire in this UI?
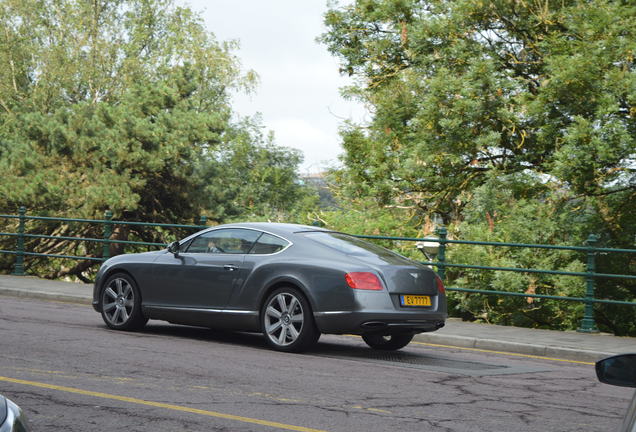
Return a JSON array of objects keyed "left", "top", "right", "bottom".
[
  {"left": 100, "top": 272, "right": 148, "bottom": 331},
  {"left": 261, "top": 286, "right": 320, "bottom": 353},
  {"left": 362, "top": 333, "right": 414, "bottom": 351}
]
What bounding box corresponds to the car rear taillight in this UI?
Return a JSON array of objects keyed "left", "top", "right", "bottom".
[
  {"left": 435, "top": 275, "right": 445, "bottom": 294},
  {"left": 345, "top": 272, "right": 383, "bottom": 290}
]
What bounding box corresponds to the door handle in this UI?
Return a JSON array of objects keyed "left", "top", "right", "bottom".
[{"left": 224, "top": 264, "right": 238, "bottom": 271}]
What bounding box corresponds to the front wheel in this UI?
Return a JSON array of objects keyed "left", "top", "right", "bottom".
[
  {"left": 362, "top": 333, "right": 413, "bottom": 351},
  {"left": 261, "top": 287, "right": 319, "bottom": 352},
  {"left": 100, "top": 273, "right": 148, "bottom": 331}
]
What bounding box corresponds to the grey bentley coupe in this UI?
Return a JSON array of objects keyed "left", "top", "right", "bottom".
[{"left": 92, "top": 223, "right": 447, "bottom": 352}]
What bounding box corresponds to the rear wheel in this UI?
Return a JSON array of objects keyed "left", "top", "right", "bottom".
[
  {"left": 362, "top": 333, "right": 413, "bottom": 351},
  {"left": 261, "top": 287, "right": 319, "bottom": 352},
  {"left": 100, "top": 273, "right": 148, "bottom": 331}
]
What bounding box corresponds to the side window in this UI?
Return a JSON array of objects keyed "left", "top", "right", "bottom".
[
  {"left": 249, "top": 233, "right": 290, "bottom": 255},
  {"left": 185, "top": 236, "right": 209, "bottom": 253},
  {"left": 185, "top": 229, "right": 261, "bottom": 254}
]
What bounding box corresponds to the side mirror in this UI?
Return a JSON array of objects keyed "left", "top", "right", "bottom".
[
  {"left": 167, "top": 241, "right": 180, "bottom": 257},
  {"left": 596, "top": 354, "right": 636, "bottom": 388}
]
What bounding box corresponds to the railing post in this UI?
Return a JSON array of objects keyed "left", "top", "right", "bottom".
[
  {"left": 102, "top": 210, "right": 113, "bottom": 261},
  {"left": 435, "top": 226, "right": 447, "bottom": 282},
  {"left": 198, "top": 215, "right": 207, "bottom": 227},
  {"left": 11, "top": 206, "right": 26, "bottom": 276},
  {"left": 578, "top": 234, "right": 599, "bottom": 333}
]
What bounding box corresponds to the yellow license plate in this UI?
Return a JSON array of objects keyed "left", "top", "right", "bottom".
[{"left": 400, "top": 295, "right": 431, "bottom": 307}]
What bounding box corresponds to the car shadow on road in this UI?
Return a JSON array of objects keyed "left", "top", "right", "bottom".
[
  {"left": 123, "top": 321, "right": 386, "bottom": 355},
  {"left": 134, "top": 321, "right": 270, "bottom": 349},
  {"left": 132, "top": 322, "right": 437, "bottom": 361},
  {"left": 100, "top": 323, "right": 553, "bottom": 376}
]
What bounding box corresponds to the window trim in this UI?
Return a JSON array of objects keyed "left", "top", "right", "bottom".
[
  {"left": 246, "top": 231, "right": 292, "bottom": 256},
  {"left": 176, "top": 227, "right": 292, "bottom": 256}
]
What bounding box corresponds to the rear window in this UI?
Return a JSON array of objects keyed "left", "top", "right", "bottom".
[{"left": 301, "top": 232, "right": 402, "bottom": 259}]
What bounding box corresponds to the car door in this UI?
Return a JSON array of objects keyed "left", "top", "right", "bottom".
[{"left": 147, "top": 228, "right": 261, "bottom": 310}]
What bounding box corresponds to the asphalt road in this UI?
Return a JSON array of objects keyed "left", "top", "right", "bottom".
[{"left": 0, "top": 296, "right": 632, "bottom": 432}]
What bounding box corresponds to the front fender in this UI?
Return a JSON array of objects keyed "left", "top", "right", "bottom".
[{"left": 92, "top": 253, "right": 161, "bottom": 311}]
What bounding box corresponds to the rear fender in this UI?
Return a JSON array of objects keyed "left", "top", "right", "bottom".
[{"left": 258, "top": 275, "right": 316, "bottom": 311}]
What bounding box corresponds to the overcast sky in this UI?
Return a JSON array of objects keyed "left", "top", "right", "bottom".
[{"left": 182, "top": 0, "right": 367, "bottom": 174}]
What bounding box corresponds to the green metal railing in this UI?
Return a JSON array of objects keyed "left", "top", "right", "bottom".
[
  {"left": 1, "top": 208, "right": 635, "bottom": 333},
  {"left": 0, "top": 206, "right": 207, "bottom": 270},
  {"left": 356, "top": 227, "right": 636, "bottom": 333}
]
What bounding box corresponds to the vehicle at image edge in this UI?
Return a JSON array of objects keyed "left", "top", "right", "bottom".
[
  {"left": 92, "top": 223, "right": 447, "bottom": 352},
  {"left": 596, "top": 354, "right": 636, "bottom": 432},
  {"left": 0, "top": 394, "right": 30, "bottom": 432}
]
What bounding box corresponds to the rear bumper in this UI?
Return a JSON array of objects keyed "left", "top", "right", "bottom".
[
  {"left": 360, "top": 319, "right": 445, "bottom": 334},
  {"left": 313, "top": 311, "right": 446, "bottom": 335}
]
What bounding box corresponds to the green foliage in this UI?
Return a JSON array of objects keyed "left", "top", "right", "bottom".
[
  {"left": 200, "top": 119, "right": 317, "bottom": 223},
  {"left": 1, "top": 68, "right": 223, "bottom": 220},
  {"left": 0, "top": 0, "right": 248, "bottom": 219},
  {"left": 322, "top": 0, "right": 636, "bottom": 217},
  {"left": 446, "top": 175, "right": 588, "bottom": 330},
  {"left": 313, "top": 197, "right": 426, "bottom": 257}
]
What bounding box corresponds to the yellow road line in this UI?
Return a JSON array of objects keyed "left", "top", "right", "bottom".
[
  {"left": 0, "top": 376, "right": 328, "bottom": 432},
  {"left": 409, "top": 341, "right": 595, "bottom": 365}
]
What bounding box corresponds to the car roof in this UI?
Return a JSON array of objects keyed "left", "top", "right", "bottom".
[{"left": 213, "top": 222, "right": 330, "bottom": 237}]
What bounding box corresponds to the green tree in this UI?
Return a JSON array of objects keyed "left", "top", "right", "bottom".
[
  {"left": 321, "top": 0, "right": 635, "bottom": 220},
  {"left": 199, "top": 118, "right": 318, "bottom": 222},
  {"left": 0, "top": 0, "right": 252, "bottom": 218}
]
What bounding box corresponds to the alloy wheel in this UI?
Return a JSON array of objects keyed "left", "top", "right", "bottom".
[
  {"left": 264, "top": 292, "right": 304, "bottom": 347},
  {"left": 102, "top": 277, "right": 135, "bottom": 326}
]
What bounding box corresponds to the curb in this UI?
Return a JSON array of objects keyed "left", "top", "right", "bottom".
[
  {"left": 413, "top": 333, "right": 611, "bottom": 363},
  {"left": 0, "top": 287, "right": 92, "bottom": 306}
]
